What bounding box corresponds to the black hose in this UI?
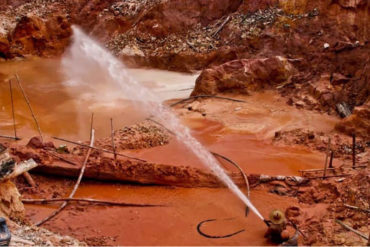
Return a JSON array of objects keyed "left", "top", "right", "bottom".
[{"left": 197, "top": 218, "right": 245, "bottom": 239}]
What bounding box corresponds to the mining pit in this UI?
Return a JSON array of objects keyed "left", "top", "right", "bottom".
[{"left": 0, "top": 0, "right": 369, "bottom": 246}]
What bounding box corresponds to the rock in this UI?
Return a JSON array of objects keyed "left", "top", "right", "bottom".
[
  {"left": 26, "top": 137, "right": 43, "bottom": 149},
  {"left": 191, "top": 56, "right": 296, "bottom": 95},
  {"left": 331, "top": 73, "right": 349, "bottom": 85},
  {"left": 335, "top": 102, "right": 352, "bottom": 118},
  {"left": 8, "top": 15, "right": 71, "bottom": 58}
]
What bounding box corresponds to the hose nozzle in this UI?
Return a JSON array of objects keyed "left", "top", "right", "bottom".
[{"left": 263, "top": 219, "right": 271, "bottom": 227}]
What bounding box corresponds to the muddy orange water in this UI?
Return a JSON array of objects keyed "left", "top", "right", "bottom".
[{"left": 1, "top": 58, "right": 339, "bottom": 245}]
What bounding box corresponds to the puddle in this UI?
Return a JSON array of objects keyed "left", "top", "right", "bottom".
[{"left": 0, "top": 58, "right": 197, "bottom": 140}]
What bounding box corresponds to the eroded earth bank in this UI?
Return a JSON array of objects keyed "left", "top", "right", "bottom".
[{"left": 0, "top": 0, "right": 369, "bottom": 246}]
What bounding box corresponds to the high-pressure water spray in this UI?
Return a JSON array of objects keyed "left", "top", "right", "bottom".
[{"left": 62, "top": 25, "right": 266, "bottom": 222}]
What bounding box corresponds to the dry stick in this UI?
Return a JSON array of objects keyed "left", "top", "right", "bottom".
[
  {"left": 36, "top": 117, "right": 95, "bottom": 227},
  {"left": 22, "top": 172, "right": 36, "bottom": 187},
  {"left": 352, "top": 133, "right": 356, "bottom": 168},
  {"left": 45, "top": 150, "right": 79, "bottom": 166},
  {"left": 335, "top": 219, "right": 369, "bottom": 240},
  {"left": 146, "top": 118, "right": 175, "bottom": 135},
  {"left": 10, "top": 78, "right": 35, "bottom": 186},
  {"left": 52, "top": 136, "right": 146, "bottom": 162},
  {"left": 328, "top": 150, "right": 334, "bottom": 168},
  {"left": 309, "top": 174, "right": 350, "bottom": 179},
  {"left": 9, "top": 79, "right": 17, "bottom": 139},
  {"left": 299, "top": 167, "right": 335, "bottom": 173},
  {"left": 343, "top": 204, "right": 370, "bottom": 214},
  {"left": 14, "top": 74, "right": 43, "bottom": 142},
  {"left": 212, "top": 15, "right": 232, "bottom": 37},
  {"left": 323, "top": 137, "right": 331, "bottom": 179},
  {"left": 110, "top": 118, "right": 117, "bottom": 162},
  {"left": 22, "top": 198, "right": 163, "bottom": 207},
  {"left": 170, "top": 95, "right": 246, "bottom": 107},
  {"left": 0, "top": 134, "right": 20, "bottom": 140}
]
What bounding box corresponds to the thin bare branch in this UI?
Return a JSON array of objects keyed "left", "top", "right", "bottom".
[
  {"left": 36, "top": 114, "right": 95, "bottom": 226},
  {"left": 22, "top": 198, "right": 165, "bottom": 207},
  {"left": 14, "top": 74, "right": 43, "bottom": 142},
  {"left": 170, "top": 95, "right": 246, "bottom": 107},
  {"left": 52, "top": 136, "right": 146, "bottom": 162}
]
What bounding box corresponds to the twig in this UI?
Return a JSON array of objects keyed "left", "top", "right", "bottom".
[
  {"left": 308, "top": 174, "right": 350, "bottom": 179},
  {"left": 299, "top": 168, "right": 335, "bottom": 173},
  {"left": 0, "top": 135, "right": 21, "bottom": 140},
  {"left": 343, "top": 204, "right": 370, "bottom": 213},
  {"left": 335, "top": 219, "right": 369, "bottom": 240},
  {"left": 45, "top": 150, "right": 79, "bottom": 166},
  {"left": 323, "top": 137, "right": 331, "bottom": 178},
  {"left": 36, "top": 114, "right": 95, "bottom": 226},
  {"left": 9, "top": 79, "right": 17, "bottom": 139},
  {"left": 212, "top": 151, "right": 250, "bottom": 216},
  {"left": 146, "top": 118, "right": 175, "bottom": 135},
  {"left": 22, "top": 171, "right": 36, "bottom": 187},
  {"left": 52, "top": 136, "right": 146, "bottom": 162},
  {"left": 352, "top": 133, "right": 356, "bottom": 168},
  {"left": 170, "top": 95, "right": 246, "bottom": 107},
  {"left": 22, "top": 198, "right": 164, "bottom": 207},
  {"left": 110, "top": 118, "right": 117, "bottom": 162},
  {"left": 329, "top": 150, "right": 334, "bottom": 168},
  {"left": 14, "top": 74, "right": 43, "bottom": 142},
  {"left": 212, "top": 15, "right": 232, "bottom": 37}
]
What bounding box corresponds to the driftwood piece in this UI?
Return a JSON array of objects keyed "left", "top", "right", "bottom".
[
  {"left": 15, "top": 74, "right": 43, "bottom": 142},
  {"left": 22, "top": 198, "right": 164, "bottom": 207},
  {"left": 36, "top": 116, "right": 95, "bottom": 226},
  {"left": 335, "top": 219, "right": 369, "bottom": 240}
]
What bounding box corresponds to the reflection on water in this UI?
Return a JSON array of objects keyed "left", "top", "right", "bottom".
[{"left": 0, "top": 58, "right": 197, "bottom": 140}]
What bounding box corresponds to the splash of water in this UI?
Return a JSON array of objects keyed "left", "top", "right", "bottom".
[{"left": 62, "top": 26, "right": 264, "bottom": 221}]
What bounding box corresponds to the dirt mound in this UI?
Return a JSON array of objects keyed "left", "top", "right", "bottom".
[
  {"left": 191, "top": 56, "right": 295, "bottom": 95},
  {"left": 290, "top": 171, "right": 369, "bottom": 246},
  {"left": 91, "top": 120, "right": 170, "bottom": 151},
  {"left": 0, "top": 180, "right": 24, "bottom": 221}
]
